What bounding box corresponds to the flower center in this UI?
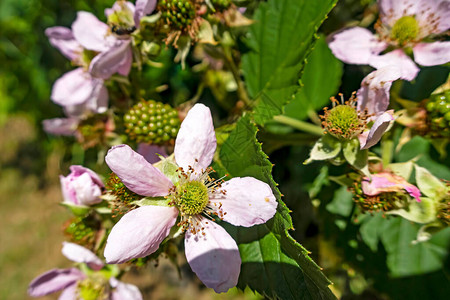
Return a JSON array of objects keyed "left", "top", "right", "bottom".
[
  {"left": 321, "top": 95, "right": 366, "bottom": 140},
  {"left": 77, "top": 275, "right": 109, "bottom": 300},
  {"left": 391, "top": 16, "right": 420, "bottom": 46},
  {"left": 177, "top": 180, "right": 209, "bottom": 216}
]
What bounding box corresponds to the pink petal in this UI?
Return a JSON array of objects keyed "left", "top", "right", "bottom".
[
  {"left": 117, "top": 46, "right": 133, "bottom": 76},
  {"left": 45, "top": 27, "right": 82, "bottom": 61},
  {"left": 28, "top": 268, "right": 84, "bottom": 297},
  {"left": 362, "top": 172, "right": 421, "bottom": 201},
  {"left": 61, "top": 242, "right": 104, "bottom": 270},
  {"left": 69, "top": 165, "right": 104, "bottom": 187},
  {"left": 134, "top": 0, "right": 157, "bottom": 26},
  {"left": 72, "top": 11, "right": 111, "bottom": 52},
  {"left": 328, "top": 27, "right": 388, "bottom": 65},
  {"left": 369, "top": 49, "right": 419, "bottom": 81},
  {"left": 175, "top": 104, "right": 217, "bottom": 173},
  {"left": 414, "top": 0, "right": 450, "bottom": 34},
  {"left": 104, "top": 206, "right": 178, "bottom": 263},
  {"left": 58, "top": 283, "right": 78, "bottom": 300},
  {"left": 105, "top": 144, "right": 173, "bottom": 197},
  {"left": 357, "top": 67, "right": 401, "bottom": 116},
  {"left": 42, "top": 118, "right": 78, "bottom": 136},
  {"left": 137, "top": 144, "right": 168, "bottom": 164},
  {"left": 79, "top": 83, "right": 108, "bottom": 114},
  {"left": 105, "top": 1, "right": 136, "bottom": 18},
  {"left": 184, "top": 219, "right": 241, "bottom": 293},
  {"left": 89, "top": 40, "right": 132, "bottom": 79},
  {"left": 378, "top": 0, "right": 421, "bottom": 26},
  {"left": 51, "top": 68, "right": 101, "bottom": 107},
  {"left": 413, "top": 42, "right": 450, "bottom": 66},
  {"left": 360, "top": 110, "right": 394, "bottom": 149},
  {"left": 110, "top": 278, "right": 143, "bottom": 300},
  {"left": 211, "top": 177, "right": 277, "bottom": 227}
]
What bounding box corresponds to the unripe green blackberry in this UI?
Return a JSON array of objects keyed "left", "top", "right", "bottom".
[
  {"left": 158, "top": 0, "right": 196, "bottom": 30},
  {"left": 210, "top": 0, "right": 232, "bottom": 11},
  {"left": 124, "top": 100, "right": 180, "bottom": 144},
  {"left": 425, "top": 90, "right": 450, "bottom": 138},
  {"left": 64, "top": 217, "right": 97, "bottom": 246},
  {"left": 106, "top": 173, "right": 140, "bottom": 203}
]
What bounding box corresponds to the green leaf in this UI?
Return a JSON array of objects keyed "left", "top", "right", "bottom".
[
  {"left": 284, "top": 37, "right": 343, "bottom": 121},
  {"left": 359, "top": 214, "right": 450, "bottom": 276},
  {"left": 242, "top": 0, "right": 337, "bottom": 124},
  {"left": 305, "top": 134, "right": 341, "bottom": 164},
  {"left": 219, "top": 115, "right": 335, "bottom": 300},
  {"left": 343, "top": 139, "right": 369, "bottom": 176},
  {"left": 326, "top": 186, "right": 353, "bottom": 217},
  {"left": 414, "top": 165, "right": 448, "bottom": 200},
  {"left": 387, "top": 197, "right": 438, "bottom": 224}
]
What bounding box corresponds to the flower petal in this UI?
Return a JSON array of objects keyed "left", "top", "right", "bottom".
[
  {"left": 105, "top": 144, "right": 173, "bottom": 197},
  {"left": 369, "top": 49, "right": 419, "bottom": 81},
  {"left": 185, "top": 219, "right": 241, "bottom": 293},
  {"left": 137, "top": 143, "right": 167, "bottom": 164},
  {"left": 328, "top": 27, "right": 388, "bottom": 65},
  {"left": 42, "top": 118, "right": 79, "bottom": 136},
  {"left": 413, "top": 42, "right": 450, "bottom": 66},
  {"left": 357, "top": 67, "right": 401, "bottom": 116},
  {"left": 414, "top": 0, "right": 450, "bottom": 34},
  {"left": 134, "top": 0, "right": 157, "bottom": 26},
  {"left": 378, "top": 0, "right": 421, "bottom": 26},
  {"left": 175, "top": 104, "right": 217, "bottom": 173},
  {"left": 61, "top": 242, "right": 104, "bottom": 270},
  {"left": 72, "top": 11, "right": 111, "bottom": 52},
  {"left": 45, "top": 26, "right": 82, "bottom": 61},
  {"left": 211, "top": 177, "right": 277, "bottom": 227},
  {"left": 104, "top": 206, "right": 178, "bottom": 263},
  {"left": 360, "top": 110, "right": 394, "bottom": 149},
  {"left": 69, "top": 165, "right": 104, "bottom": 187},
  {"left": 89, "top": 40, "right": 132, "bottom": 79},
  {"left": 51, "top": 68, "right": 99, "bottom": 107},
  {"left": 58, "top": 283, "right": 78, "bottom": 300},
  {"left": 28, "top": 268, "right": 84, "bottom": 297},
  {"left": 110, "top": 278, "right": 143, "bottom": 300},
  {"left": 362, "top": 172, "right": 421, "bottom": 202}
]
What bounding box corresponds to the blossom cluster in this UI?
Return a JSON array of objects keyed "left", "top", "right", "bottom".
[{"left": 29, "top": 0, "right": 450, "bottom": 298}]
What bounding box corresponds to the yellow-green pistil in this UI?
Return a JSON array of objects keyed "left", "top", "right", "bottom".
[
  {"left": 177, "top": 181, "right": 209, "bottom": 216},
  {"left": 77, "top": 276, "right": 109, "bottom": 300},
  {"left": 391, "top": 16, "right": 420, "bottom": 46},
  {"left": 323, "top": 105, "right": 362, "bottom": 140}
]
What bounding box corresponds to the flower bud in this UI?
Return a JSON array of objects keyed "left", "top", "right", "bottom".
[{"left": 60, "top": 165, "right": 104, "bottom": 206}]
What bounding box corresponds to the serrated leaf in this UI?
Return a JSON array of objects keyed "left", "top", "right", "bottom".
[
  {"left": 242, "top": 0, "right": 337, "bottom": 124},
  {"left": 218, "top": 115, "right": 335, "bottom": 300},
  {"left": 284, "top": 37, "right": 343, "bottom": 121}
]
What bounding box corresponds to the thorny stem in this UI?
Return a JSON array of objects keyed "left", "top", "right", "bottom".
[{"left": 274, "top": 115, "right": 324, "bottom": 136}]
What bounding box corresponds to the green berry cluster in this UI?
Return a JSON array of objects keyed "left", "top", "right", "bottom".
[
  {"left": 425, "top": 90, "right": 450, "bottom": 138},
  {"left": 124, "top": 100, "right": 180, "bottom": 144},
  {"left": 210, "top": 0, "right": 232, "bottom": 11},
  {"left": 64, "top": 217, "right": 96, "bottom": 245},
  {"left": 351, "top": 181, "right": 406, "bottom": 213},
  {"left": 106, "top": 173, "right": 140, "bottom": 203},
  {"left": 158, "top": 0, "right": 196, "bottom": 30}
]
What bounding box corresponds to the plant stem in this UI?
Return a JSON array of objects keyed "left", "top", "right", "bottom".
[
  {"left": 222, "top": 48, "right": 252, "bottom": 107},
  {"left": 273, "top": 115, "right": 324, "bottom": 136}
]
